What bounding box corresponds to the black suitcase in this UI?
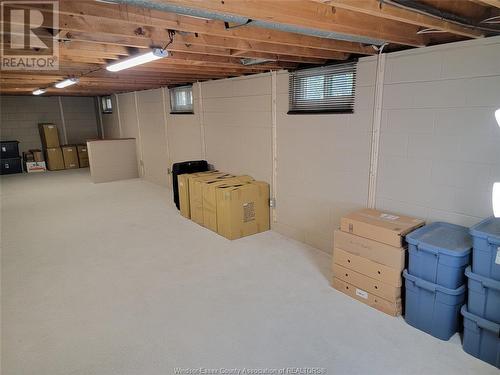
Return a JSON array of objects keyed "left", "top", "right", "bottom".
[
  {"left": 172, "top": 160, "right": 209, "bottom": 209},
  {"left": 1, "top": 157, "right": 23, "bottom": 175},
  {"left": 1, "top": 141, "right": 20, "bottom": 159}
]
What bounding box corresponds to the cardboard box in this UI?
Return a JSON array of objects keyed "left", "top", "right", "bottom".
[
  {"left": 340, "top": 209, "right": 425, "bottom": 247},
  {"left": 334, "top": 229, "right": 406, "bottom": 270},
  {"left": 188, "top": 172, "right": 230, "bottom": 224},
  {"left": 61, "top": 145, "right": 79, "bottom": 169},
  {"left": 29, "top": 149, "right": 44, "bottom": 162},
  {"left": 179, "top": 171, "right": 221, "bottom": 218},
  {"left": 25, "top": 161, "right": 46, "bottom": 173},
  {"left": 87, "top": 139, "right": 139, "bottom": 183},
  {"left": 216, "top": 181, "right": 270, "bottom": 240},
  {"left": 333, "top": 247, "right": 402, "bottom": 287},
  {"left": 332, "top": 263, "right": 401, "bottom": 302},
  {"left": 77, "top": 145, "right": 89, "bottom": 167},
  {"left": 45, "top": 147, "right": 65, "bottom": 170},
  {"left": 38, "top": 123, "right": 60, "bottom": 148},
  {"left": 332, "top": 277, "right": 402, "bottom": 317},
  {"left": 202, "top": 175, "right": 254, "bottom": 232}
]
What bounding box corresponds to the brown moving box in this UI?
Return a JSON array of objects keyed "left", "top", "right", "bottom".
[
  {"left": 61, "top": 145, "right": 79, "bottom": 169},
  {"left": 29, "top": 149, "right": 44, "bottom": 162},
  {"left": 202, "top": 175, "right": 254, "bottom": 232},
  {"left": 189, "top": 172, "right": 230, "bottom": 224},
  {"left": 45, "top": 148, "right": 65, "bottom": 170},
  {"left": 334, "top": 229, "right": 406, "bottom": 270},
  {"left": 216, "top": 181, "right": 270, "bottom": 240},
  {"left": 77, "top": 145, "right": 89, "bottom": 167},
  {"left": 340, "top": 208, "right": 425, "bottom": 247},
  {"left": 333, "top": 247, "right": 402, "bottom": 286},
  {"left": 332, "top": 277, "right": 402, "bottom": 317},
  {"left": 38, "top": 123, "right": 60, "bottom": 148},
  {"left": 332, "top": 263, "right": 401, "bottom": 302},
  {"left": 179, "top": 171, "right": 221, "bottom": 219}
]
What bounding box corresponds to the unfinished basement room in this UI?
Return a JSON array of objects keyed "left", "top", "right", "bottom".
[{"left": 1, "top": 0, "right": 500, "bottom": 374}]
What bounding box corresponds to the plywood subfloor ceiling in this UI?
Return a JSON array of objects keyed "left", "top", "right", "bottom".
[{"left": 1, "top": 0, "right": 499, "bottom": 96}]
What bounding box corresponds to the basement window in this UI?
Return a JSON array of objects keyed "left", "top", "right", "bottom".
[
  {"left": 101, "top": 96, "right": 113, "bottom": 114},
  {"left": 288, "top": 61, "right": 357, "bottom": 114},
  {"left": 170, "top": 85, "right": 194, "bottom": 114}
]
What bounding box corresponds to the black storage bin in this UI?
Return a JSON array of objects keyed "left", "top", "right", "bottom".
[
  {"left": 172, "top": 160, "right": 209, "bottom": 209},
  {"left": 1, "top": 141, "right": 20, "bottom": 159},
  {"left": 1, "top": 157, "right": 23, "bottom": 175}
]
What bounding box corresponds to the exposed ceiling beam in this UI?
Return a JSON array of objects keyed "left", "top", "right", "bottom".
[
  {"left": 474, "top": 0, "right": 500, "bottom": 8},
  {"left": 142, "top": 0, "right": 427, "bottom": 46},
  {"left": 313, "top": 0, "right": 483, "bottom": 38}
]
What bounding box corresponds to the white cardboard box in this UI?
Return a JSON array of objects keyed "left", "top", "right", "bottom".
[{"left": 25, "top": 161, "right": 46, "bottom": 173}]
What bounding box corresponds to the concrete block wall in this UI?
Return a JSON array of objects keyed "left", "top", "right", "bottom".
[
  {"left": 99, "top": 36, "right": 500, "bottom": 253},
  {"left": 376, "top": 36, "right": 500, "bottom": 227},
  {"left": 274, "top": 57, "right": 377, "bottom": 253},
  {"left": 0, "top": 95, "right": 99, "bottom": 154}
]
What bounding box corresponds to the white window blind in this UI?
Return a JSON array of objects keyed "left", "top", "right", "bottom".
[
  {"left": 289, "top": 61, "right": 357, "bottom": 114},
  {"left": 170, "top": 85, "right": 194, "bottom": 114},
  {"left": 101, "top": 95, "right": 112, "bottom": 114}
]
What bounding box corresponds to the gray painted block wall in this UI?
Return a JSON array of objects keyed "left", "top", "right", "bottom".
[{"left": 0, "top": 96, "right": 100, "bottom": 154}]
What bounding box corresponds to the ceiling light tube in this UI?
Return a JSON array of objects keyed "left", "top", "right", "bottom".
[
  {"left": 32, "top": 88, "right": 47, "bottom": 95},
  {"left": 495, "top": 109, "right": 500, "bottom": 128},
  {"left": 106, "top": 48, "right": 168, "bottom": 72},
  {"left": 55, "top": 78, "right": 79, "bottom": 89}
]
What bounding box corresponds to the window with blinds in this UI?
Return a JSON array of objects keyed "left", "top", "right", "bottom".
[
  {"left": 170, "top": 85, "right": 194, "bottom": 114},
  {"left": 288, "top": 61, "right": 357, "bottom": 114}
]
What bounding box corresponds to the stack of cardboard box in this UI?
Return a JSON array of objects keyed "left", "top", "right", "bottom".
[
  {"left": 39, "top": 124, "right": 65, "bottom": 171},
  {"left": 332, "top": 209, "right": 425, "bottom": 316},
  {"left": 38, "top": 124, "right": 89, "bottom": 171},
  {"left": 22, "top": 149, "right": 46, "bottom": 172},
  {"left": 178, "top": 171, "right": 270, "bottom": 240}
]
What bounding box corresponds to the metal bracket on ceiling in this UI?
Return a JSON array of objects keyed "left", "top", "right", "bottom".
[{"left": 224, "top": 19, "right": 253, "bottom": 30}]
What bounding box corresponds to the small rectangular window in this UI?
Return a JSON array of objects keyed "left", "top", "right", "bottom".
[
  {"left": 170, "top": 85, "right": 194, "bottom": 114},
  {"left": 101, "top": 95, "right": 113, "bottom": 114},
  {"left": 288, "top": 61, "right": 357, "bottom": 114}
]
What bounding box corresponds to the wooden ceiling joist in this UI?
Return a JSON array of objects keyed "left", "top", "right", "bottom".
[{"left": 1, "top": 0, "right": 497, "bottom": 96}]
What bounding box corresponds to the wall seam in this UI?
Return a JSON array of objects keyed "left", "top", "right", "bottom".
[
  {"left": 115, "top": 94, "right": 123, "bottom": 138},
  {"left": 134, "top": 92, "right": 145, "bottom": 177},
  {"left": 367, "top": 53, "right": 386, "bottom": 209},
  {"left": 161, "top": 87, "right": 172, "bottom": 185},
  {"left": 57, "top": 96, "right": 68, "bottom": 144},
  {"left": 198, "top": 82, "right": 207, "bottom": 160},
  {"left": 271, "top": 71, "right": 278, "bottom": 224}
]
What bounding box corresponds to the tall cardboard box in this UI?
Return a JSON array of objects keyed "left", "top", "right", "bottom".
[
  {"left": 61, "top": 145, "right": 79, "bottom": 169},
  {"left": 179, "top": 171, "right": 221, "bottom": 219},
  {"left": 202, "top": 175, "right": 254, "bottom": 232},
  {"left": 77, "top": 145, "right": 89, "bottom": 168},
  {"left": 216, "top": 181, "right": 270, "bottom": 240},
  {"left": 340, "top": 208, "right": 424, "bottom": 247},
  {"left": 45, "top": 148, "right": 65, "bottom": 170},
  {"left": 38, "top": 124, "right": 60, "bottom": 148},
  {"left": 188, "top": 172, "right": 229, "bottom": 224}
]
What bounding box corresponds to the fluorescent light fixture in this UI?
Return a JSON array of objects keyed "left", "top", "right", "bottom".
[
  {"left": 55, "top": 78, "right": 79, "bottom": 89},
  {"left": 32, "top": 88, "right": 46, "bottom": 95},
  {"left": 495, "top": 108, "right": 500, "bottom": 127},
  {"left": 106, "top": 48, "right": 168, "bottom": 72},
  {"left": 494, "top": 183, "right": 500, "bottom": 218},
  {"left": 240, "top": 58, "right": 273, "bottom": 66}
]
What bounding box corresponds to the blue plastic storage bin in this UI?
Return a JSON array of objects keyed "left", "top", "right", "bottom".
[
  {"left": 406, "top": 222, "right": 472, "bottom": 289},
  {"left": 470, "top": 217, "right": 500, "bottom": 281},
  {"left": 461, "top": 305, "right": 500, "bottom": 368},
  {"left": 403, "top": 270, "right": 466, "bottom": 340},
  {"left": 465, "top": 266, "right": 500, "bottom": 324}
]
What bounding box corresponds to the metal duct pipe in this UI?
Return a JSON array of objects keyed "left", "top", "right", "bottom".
[{"left": 102, "top": 0, "right": 386, "bottom": 46}]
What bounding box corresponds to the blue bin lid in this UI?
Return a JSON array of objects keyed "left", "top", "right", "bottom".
[
  {"left": 469, "top": 216, "right": 500, "bottom": 243},
  {"left": 403, "top": 270, "right": 466, "bottom": 294},
  {"left": 405, "top": 222, "right": 472, "bottom": 257}
]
